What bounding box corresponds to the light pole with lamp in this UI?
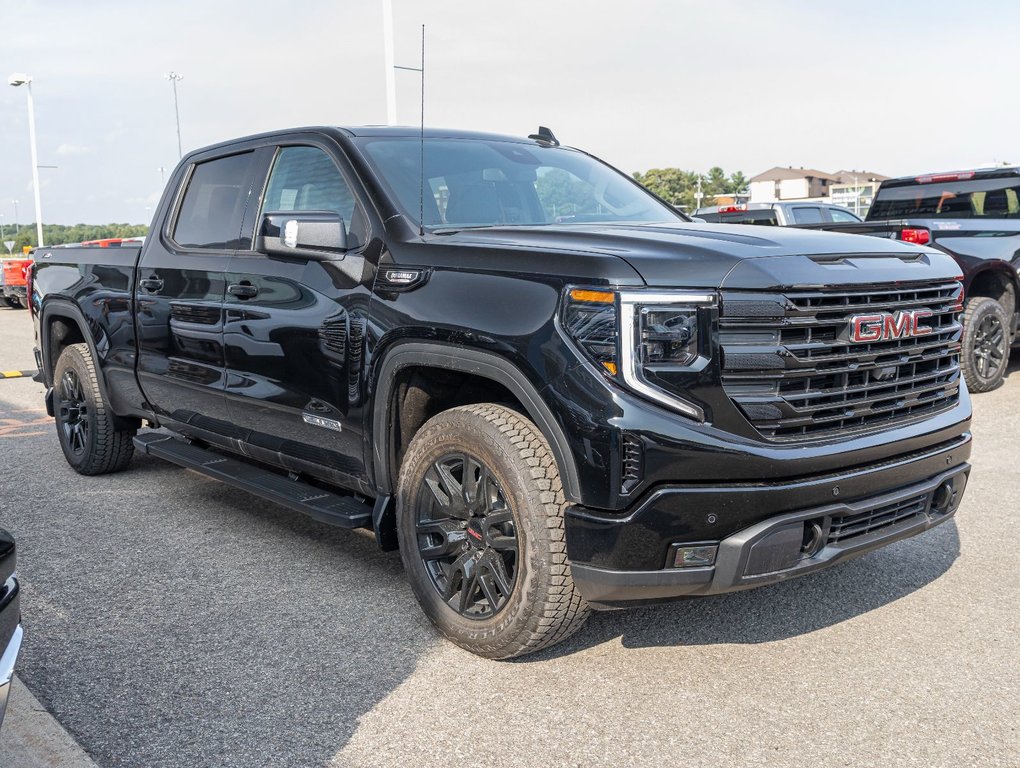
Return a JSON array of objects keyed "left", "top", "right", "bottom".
[
  {"left": 12, "top": 201, "right": 19, "bottom": 233},
  {"left": 8, "top": 74, "right": 44, "bottom": 248}
]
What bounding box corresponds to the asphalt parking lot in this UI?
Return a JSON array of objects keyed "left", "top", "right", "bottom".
[{"left": 0, "top": 305, "right": 1017, "bottom": 768}]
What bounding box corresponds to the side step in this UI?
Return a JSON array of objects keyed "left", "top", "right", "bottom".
[{"left": 133, "top": 433, "right": 373, "bottom": 529}]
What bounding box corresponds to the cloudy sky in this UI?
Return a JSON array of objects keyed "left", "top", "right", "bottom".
[{"left": 1, "top": 0, "right": 1016, "bottom": 225}]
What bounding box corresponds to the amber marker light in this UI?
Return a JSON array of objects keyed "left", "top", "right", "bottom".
[{"left": 569, "top": 288, "right": 615, "bottom": 304}]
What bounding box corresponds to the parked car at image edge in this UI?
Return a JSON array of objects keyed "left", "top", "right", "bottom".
[
  {"left": 815, "top": 167, "right": 1020, "bottom": 393},
  {"left": 2, "top": 258, "right": 33, "bottom": 309},
  {"left": 0, "top": 529, "right": 23, "bottom": 734},
  {"left": 28, "top": 126, "right": 972, "bottom": 658},
  {"left": 694, "top": 201, "right": 863, "bottom": 227}
]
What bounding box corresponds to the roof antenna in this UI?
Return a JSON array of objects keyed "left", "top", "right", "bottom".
[
  {"left": 419, "top": 24, "right": 426, "bottom": 237},
  {"left": 528, "top": 126, "right": 559, "bottom": 146}
]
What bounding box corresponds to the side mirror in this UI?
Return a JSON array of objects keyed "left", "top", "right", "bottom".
[{"left": 257, "top": 211, "right": 348, "bottom": 259}]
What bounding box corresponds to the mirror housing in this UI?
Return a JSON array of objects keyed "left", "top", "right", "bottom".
[{"left": 257, "top": 211, "right": 347, "bottom": 259}]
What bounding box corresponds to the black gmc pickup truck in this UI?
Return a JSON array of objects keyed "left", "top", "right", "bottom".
[{"left": 30, "top": 126, "right": 972, "bottom": 658}]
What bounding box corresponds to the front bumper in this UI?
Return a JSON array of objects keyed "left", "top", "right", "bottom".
[{"left": 567, "top": 439, "right": 970, "bottom": 607}]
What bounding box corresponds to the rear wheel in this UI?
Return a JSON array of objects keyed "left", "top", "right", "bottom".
[
  {"left": 53, "top": 343, "right": 135, "bottom": 474},
  {"left": 4, "top": 297, "right": 23, "bottom": 309},
  {"left": 961, "top": 297, "right": 1009, "bottom": 393},
  {"left": 396, "top": 403, "right": 589, "bottom": 659}
]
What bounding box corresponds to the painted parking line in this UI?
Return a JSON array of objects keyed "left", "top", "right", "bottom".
[{"left": 0, "top": 370, "right": 37, "bottom": 380}]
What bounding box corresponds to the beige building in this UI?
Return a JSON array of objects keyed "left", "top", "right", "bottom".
[
  {"left": 748, "top": 166, "right": 891, "bottom": 218},
  {"left": 748, "top": 167, "right": 839, "bottom": 203},
  {"left": 828, "top": 170, "right": 890, "bottom": 218}
]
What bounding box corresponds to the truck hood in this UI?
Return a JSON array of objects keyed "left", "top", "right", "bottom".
[{"left": 436, "top": 222, "right": 962, "bottom": 289}]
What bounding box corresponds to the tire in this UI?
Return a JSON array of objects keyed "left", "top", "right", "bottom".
[
  {"left": 396, "top": 403, "right": 589, "bottom": 659},
  {"left": 53, "top": 343, "right": 135, "bottom": 475},
  {"left": 4, "top": 297, "right": 24, "bottom": 309},
  {"left": 15, "top": 296, "right": 28, "bottom": 309},
  {"left": 961, "top": 297, "right": 1010, "bottom": 393}
]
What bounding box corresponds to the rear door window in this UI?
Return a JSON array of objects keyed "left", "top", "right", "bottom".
[
  {"left": 791, "top": 207, "right": 824, "bottom": 224},
  {"left": 828, "top": 208, "right": 861, "bottom": 222},
  {"left": 173, "top": 152, "right": 257, "bottom": 250}
]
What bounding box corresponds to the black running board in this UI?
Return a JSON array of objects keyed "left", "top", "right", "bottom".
[{"left": 133, "top": 433, "right": 373, "bottom": 529}]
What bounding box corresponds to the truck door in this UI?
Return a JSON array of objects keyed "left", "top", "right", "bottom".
[
  {"left": 223, "top": 142, "right": 376, "bottom": 488},
  {"left": 136, "top": 150, "right": 259, "bottom": 436}
]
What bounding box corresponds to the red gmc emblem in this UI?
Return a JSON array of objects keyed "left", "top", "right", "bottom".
[{"left": 848, "top": 310, "right": 934, "bottom": 343}]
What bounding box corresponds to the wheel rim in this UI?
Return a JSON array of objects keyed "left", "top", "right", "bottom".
[
  {"left": 58, "top": 369, "right": 90, "bottom": 456},
  {"left": 415, "top": 453, "right": 519, "bottom": 620},
  {"left": 973, "top": 313, "right": 1006, "bottom": 380}
]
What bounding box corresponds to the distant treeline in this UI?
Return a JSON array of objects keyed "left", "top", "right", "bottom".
[
  {"left": 632, "top": 167, "right": 748, "bottom": 211},
  {"left": 2, "top": 224, "right": 149, "bottom": 253}
]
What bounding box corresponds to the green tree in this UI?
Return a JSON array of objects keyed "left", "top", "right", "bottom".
[
  {"left": 704, "top": 166, "right": 729, "bottom": 197},
  {"left": 631, "top": 166, "right": 749, "bottom": 211},
  {"left": 632, "top": 168, "right": 699, "bottom": 209},
  {"left": 728, "top": 171, "right": 749, "bottom": 194}
]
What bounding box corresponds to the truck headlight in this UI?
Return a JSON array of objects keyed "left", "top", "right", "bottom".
[
  {"left": 562, "top": 288, "right": 715, "bottom": 421},
  {"left": 638, "top": 307, "right": 699, "bottom": 366}
]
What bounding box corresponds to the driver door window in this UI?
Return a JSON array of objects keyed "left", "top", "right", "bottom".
[{"left": 262, "top": 146, "right": 367, "bottom": 247}]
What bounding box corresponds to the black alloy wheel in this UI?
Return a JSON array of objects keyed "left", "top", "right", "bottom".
[
  {"left": 415, "top": 453, "right": 519, "bottom": 619},
  {"left": 58, "top": 368, "right": 91, "bottom": 457},
  {"left": 961, "top": 296, "right": 1011, "bottom": 393},
  {"left": 973, "top": 312, "right": 1006, "bottom": 380},
  {"left": 396, "top": 403, "right": 590, "bottom": 659},
  {"left": 52, "top": 343, "right": 135, "bottom": 474}
]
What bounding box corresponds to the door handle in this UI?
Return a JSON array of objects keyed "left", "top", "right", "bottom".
[
  {"left": 227, "top": 282, "right": 259, "bottom": 299},
  {"left": 139, "top": 277, "right": 164, "bottom": 293}
]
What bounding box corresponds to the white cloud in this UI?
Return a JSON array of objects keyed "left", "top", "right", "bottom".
[{"left": 56, "top": 143, "right": 95, "bottom": 157}]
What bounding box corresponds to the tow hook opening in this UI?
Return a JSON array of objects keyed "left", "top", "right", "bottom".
[
  {"left": 800, "top": 520, "right": 825, "bottom": 558},
  {"left": 931, "top": 480, "right": 956, "bottom": 515}
]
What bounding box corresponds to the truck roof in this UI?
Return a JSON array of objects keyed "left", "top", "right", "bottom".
[
  {"left": 882, "top": 166, "right": 1020, "bottom": 187},
  {"left": 188, "top": 125, "right": 547, "bottom": 159}
]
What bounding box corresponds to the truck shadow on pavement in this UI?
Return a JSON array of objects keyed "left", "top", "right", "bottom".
[{"left": 529, "top": 519, "right": 961, "bottom": 660}]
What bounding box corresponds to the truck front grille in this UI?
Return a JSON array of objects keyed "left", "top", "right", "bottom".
[{"left": 720, "top": 280, "right": 963, "bottom": 441}]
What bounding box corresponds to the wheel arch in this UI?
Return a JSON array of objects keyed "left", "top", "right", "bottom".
[
  {"left": 371, "top": 342, "right": 581, "bottom": 504},
  {"left": 39, "top": 299, "right": 125, "bottom": 422},
  {"left": 964, "top": 263, "right": 1018, "bottom": 316}
]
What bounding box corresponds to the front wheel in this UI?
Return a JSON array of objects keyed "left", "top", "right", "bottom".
[
  {"left": 961, "top": 297, "right": 1010, "bottom": 393},
  {"left": 53, "top": 343, "right": 136, "bottom": 474},
  {"left": 396, "top": 403, "right": 589, "bottom": 659}
]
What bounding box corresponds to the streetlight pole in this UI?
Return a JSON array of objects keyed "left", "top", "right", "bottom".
[
  {"left": 165, "top": 72, "right": 184, "bottom": 159},
  {"left": 382, "top": 0, "right": 397, "bottom": 124},
  {"left": 12, "top": 201, "right": 19, "bottom": 233},
  {"left": 8, "top": 74, "right": 44, "bottom": 248}
]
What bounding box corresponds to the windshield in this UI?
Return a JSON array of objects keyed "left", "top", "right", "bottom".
[
  {"left": 356, "top": 137, "right": 682, "bottom": 229},
  {"left": 870, "top": 176, "right": 1020, "bottom": 219}
]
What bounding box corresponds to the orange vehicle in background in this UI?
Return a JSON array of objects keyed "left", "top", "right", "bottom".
[{"left": 1, "top": 257, "right": 32, "bottom": 309}]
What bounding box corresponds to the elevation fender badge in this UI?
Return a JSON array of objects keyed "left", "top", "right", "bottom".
[
  {"left": 302, "top": 413, "right": 342, "bottom": 432},
  {"left": 848, "top": 309, "right": 935, "bottom": 343}
]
